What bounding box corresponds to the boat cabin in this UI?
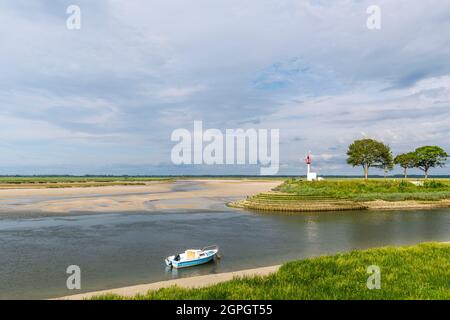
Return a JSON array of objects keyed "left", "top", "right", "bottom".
[{"left": 185, "top": 249, "right": 207, "bottom": 260}]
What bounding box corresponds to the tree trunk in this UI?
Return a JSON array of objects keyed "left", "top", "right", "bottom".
[
  {"left": 364, "top": 165, "right": 369, "bottom": 180},
  {"left": 424, "top": 169, "right": 428, "bottom": 180},
  {"left": 404, "top": 168, "right": 407, "bottom": 179}
]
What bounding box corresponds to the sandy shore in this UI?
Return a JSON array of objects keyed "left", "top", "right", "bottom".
[
  {"left": 55, "top": 265, "right": 281, "bottom": 300},
  {"left": 0, "top": 179, "right": 281, "bottom": 214}
]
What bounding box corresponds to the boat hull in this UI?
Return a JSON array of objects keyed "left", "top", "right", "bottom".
[
  {"left": 165, "top": 249, "right": 218, "bottom": 269},
  {"left": 169, "top": 255, "right": 215, "bottom": 269}
]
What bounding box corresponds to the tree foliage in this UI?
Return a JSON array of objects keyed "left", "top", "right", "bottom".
[
  {"left": 413, "top": 146, "right": 448, "bottom": 179},
  {"left": 346, "top": 139, "right": 392, "bottom": 179},
  {"left": 394, "top": 152, "right": 417, "bottom": 178},
  {"left": 378, "top": 148, "right": 394, "bottom": 178}
]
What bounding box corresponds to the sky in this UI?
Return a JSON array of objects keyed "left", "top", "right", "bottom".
[{"left": 0, "top": 0, "right": 449, "bottom": 176}]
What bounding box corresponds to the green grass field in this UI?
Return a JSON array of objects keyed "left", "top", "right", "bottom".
[
  {"left": 277, "top": 179, "right": 450, "bottom": 201},
  {"left": 93, "top": 243, "right": 450, "bottom": 300}
]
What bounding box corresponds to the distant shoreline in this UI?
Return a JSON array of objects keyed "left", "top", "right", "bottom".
[
  {"left": 0, "top": 176, "right": 449, "bottom": 191},
  {"left": 1, "top": 174, "right": 450, "bottom": 178}
]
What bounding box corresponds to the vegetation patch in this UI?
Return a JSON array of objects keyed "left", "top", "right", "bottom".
[
  {"left": 92, "top": 243, "right": 450, "bottom": 300},
  {"left": 229, "top": 179, "right": 450, "bottom": 212},
  {"left": 278, "top": 179, "right": 450, "bottom": 201}
]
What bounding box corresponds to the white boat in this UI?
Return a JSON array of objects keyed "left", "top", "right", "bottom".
[{"left": 165, "top": 245, "right": 220, "bottom": 269}]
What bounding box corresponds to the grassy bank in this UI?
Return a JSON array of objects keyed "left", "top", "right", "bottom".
[
  {"left": 278, "top": 179, "right": 450, "bottom": 201},
  {"left": 93, "top": 243, "right": 450, "bottom": 300},
  {"left": 230, "top": 179, "right": 450, "bottom": 212}
]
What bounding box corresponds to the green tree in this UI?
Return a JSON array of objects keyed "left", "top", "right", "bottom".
[
  {"left": 378, "top": 148, "right": 394, "bottom": 179},
  {"left": 346, "top": 139, "right": 392, "bottom": 180},
  {"left": 394, "top": 152, "right": 416, "bottom": 179},
  {"left": 413, "top": 146, "right": 448, "bottom": 179}
]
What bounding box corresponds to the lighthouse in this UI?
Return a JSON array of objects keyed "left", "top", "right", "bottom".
[{"left": 305, "top": 152, "right": 317, "bottom": 181}]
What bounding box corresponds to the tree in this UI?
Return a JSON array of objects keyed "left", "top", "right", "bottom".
[
  {"left": 346, "top": 139, "right": 392, "bottom": 180},
  {"left": 413, "top": 146, "right": 448, "bottom": 179},
  {"left": 394, "top": 152, "right": 416, "bottom": 179},
  {"left": 379, "top": 148, "right": 394, "bottom": 179}
]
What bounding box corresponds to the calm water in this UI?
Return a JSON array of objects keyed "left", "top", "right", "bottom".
[{"left": 0, "top": 207, "right": 449, "bottom": 299}]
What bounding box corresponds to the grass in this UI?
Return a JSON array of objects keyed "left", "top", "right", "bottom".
[
  {"left": 229, "top": 179, "right": 450, "bottom": 212},
  {"left": 277, "top": 179, "right": 450, "bottom": 201},
  {"left": 92, "top": 243, "right": 450, "bottom": 300}
]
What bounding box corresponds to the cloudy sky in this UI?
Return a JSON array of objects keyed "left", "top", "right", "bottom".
[{"left": 1, "top": 0, "right": 449, "bottom": 175}]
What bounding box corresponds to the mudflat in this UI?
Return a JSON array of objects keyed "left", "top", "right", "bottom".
[{"left": 0, "top": 179, "right": 281, "bottom": 215}]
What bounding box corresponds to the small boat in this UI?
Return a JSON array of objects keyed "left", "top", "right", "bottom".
[{"left": 165, "top": 245, "right": 220, "bottom": 269}]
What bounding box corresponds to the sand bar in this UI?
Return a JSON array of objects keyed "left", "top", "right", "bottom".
[
  {"left": 0, "top": 179, "right": 281, "bottom": 214},
  {"left": 55, "top": 265, "right": 281, "bottom": 300}
]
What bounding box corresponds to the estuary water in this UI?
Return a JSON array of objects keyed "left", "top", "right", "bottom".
[{"left": 0, "top": 206, "right": 449, "bottom": 299}]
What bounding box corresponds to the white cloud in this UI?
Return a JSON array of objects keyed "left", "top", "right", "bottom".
[{"left": 0, "top": 0, "right": 449, "bottom": 174}]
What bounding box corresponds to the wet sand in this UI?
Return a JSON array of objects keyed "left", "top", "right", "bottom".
[
  {"left": 55, "top": 265, "right": 281, "bottom": 300},
  {"left": 0, "top": 179, "right": 281, "bottom": 215}
]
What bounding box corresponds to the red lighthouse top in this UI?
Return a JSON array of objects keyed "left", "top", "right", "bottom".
[{"left": 305, "top": 153, "right": 312, "bottom": 165}]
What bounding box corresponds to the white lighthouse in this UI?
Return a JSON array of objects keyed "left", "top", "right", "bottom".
[{"left": 305, "top": 152, "right": 317, "bottom": 181}]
